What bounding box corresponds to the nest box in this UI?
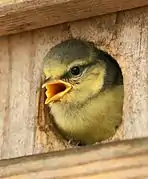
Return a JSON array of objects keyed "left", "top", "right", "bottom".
[{"left": 0, "top": 1, "right": 148, "bottom": 178}]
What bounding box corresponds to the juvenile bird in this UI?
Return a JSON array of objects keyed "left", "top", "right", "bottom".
[{"left": 42, "top": 39, "right": 124, "bottom": 145}]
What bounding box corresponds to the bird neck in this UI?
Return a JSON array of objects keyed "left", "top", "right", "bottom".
[{"left": 49, "top": 85, "right": 123, "bottom": 134}]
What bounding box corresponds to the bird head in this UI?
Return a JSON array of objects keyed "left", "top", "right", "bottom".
[{"left": 42, "top": 39, "right": 122, "bottom": 106}]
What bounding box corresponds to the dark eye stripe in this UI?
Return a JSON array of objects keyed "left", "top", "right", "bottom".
[{"left": 61, "top": 61, "right": 97, "bottom": 79}]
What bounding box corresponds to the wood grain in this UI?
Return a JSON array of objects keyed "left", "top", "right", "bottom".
[
  {"left": 0, "top": 6, "right": 148, "bottom": 160},
  {"left": 0, "top": 32, "right": 36, "bottom": 159},
  {"left": 0, "top": 0, "right": 148, "bottom": 36},
  {"left": 113, "top": 9, "right": 148, "bottom": 139},
  {"left": 0, "top": 137, "right": 148, "bottom": 179},
  {"left": 0, "top": 36, "right": 9, "bottom": 158}
]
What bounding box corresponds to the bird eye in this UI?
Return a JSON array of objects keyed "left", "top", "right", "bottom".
[{"left": 70, "top": 66, "right": 81, "bottom": 76}]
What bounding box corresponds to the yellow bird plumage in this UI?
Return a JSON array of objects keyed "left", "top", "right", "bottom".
[{"left": 42, "top": 39, "right": 124, "bottom": 145}]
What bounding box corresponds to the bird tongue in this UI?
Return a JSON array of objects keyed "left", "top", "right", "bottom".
[{"left": 42, "top": 80, "right": 72, "bottom": 104}]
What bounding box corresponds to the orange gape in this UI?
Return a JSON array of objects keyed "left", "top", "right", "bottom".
[{"left": 42, "top": 80, "right": 72, "bottom": 104}]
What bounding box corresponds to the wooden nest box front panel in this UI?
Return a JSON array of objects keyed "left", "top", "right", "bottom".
[{"left": 0, "top": 3, "right": 148, "bottom": 161}]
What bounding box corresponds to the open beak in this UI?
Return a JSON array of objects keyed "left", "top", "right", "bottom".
[{"left": 42, "top": 80, "right": 72, "bottom": 104}]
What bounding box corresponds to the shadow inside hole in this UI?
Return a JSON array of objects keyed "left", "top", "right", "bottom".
[{"left": 39, "top": 38, "right": 124, "bottom": 148}]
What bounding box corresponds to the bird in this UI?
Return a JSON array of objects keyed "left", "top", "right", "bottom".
[{"left": 42, "top": 38, "right": 124, "bottom": 145}]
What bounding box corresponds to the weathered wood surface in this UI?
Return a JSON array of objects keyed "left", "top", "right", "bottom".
[
  {"left": 0, "top": 137, "right": 148, "bottom": 179},
  {"left": 0, "top": 6, "right": 148, "bottom": 159},
  {"left": 0, "top": 0, "right": 148, "bottom": 36}
]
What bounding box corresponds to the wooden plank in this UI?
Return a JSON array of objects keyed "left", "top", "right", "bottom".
[
  {"left": 0, "top": 32, "right": 36, "bottom": 159},
  {"left": 0, "top": 137, "right": 148, "bottom": 179},
  {"left": 0, "top": 0, "right": 148, "bottom": 37},
  {"left": 113, "top": 8, "right": 148, "bottom": 139},
  {"left": 0, "top": 6, "right": 148, "bottom": 160},
  {"left": 0, "top": 37, "right": 9, "bottom": 158}
]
